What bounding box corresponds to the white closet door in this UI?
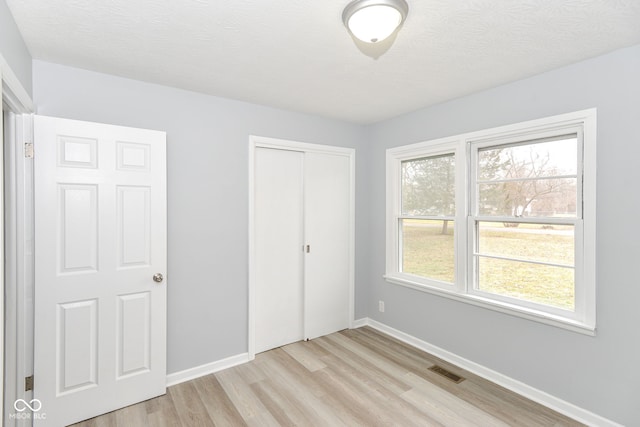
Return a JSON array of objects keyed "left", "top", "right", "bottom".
[
  {"left": 303, "top": 152, "right": 351, "bottom": 340},
  {"left": 254, "top": 148, "right": 304, "bottom": 353}
]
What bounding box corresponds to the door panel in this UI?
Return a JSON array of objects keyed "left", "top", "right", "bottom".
[
  {"left": 304, "top": 152, "right": 352, "bottom": 340},
  {"left": 58, "top": 135, "right": 97, "bottom": 168},
  {"left": 59, "top": 184, "right": 99, "bottom": 272},
  {"left": 117, "top": 292, "right": 151, "bottom": 377},
  {"left": 117, "top": 186, "right": 151, "bottom": 267},
  {"left": 34, "top": 116, "right": 166, "bottom": 426},
  {"left": 254, "top": 147, "right": 304, "bottom": 353},
  {"left": 57, "top": 299, "right": 98, "bottom": 394}
]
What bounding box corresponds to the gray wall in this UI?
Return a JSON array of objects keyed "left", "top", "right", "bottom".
[
  {"left": 31, "top": 43, "right": 640, "bottom": 425},
  {"left": 32, "top": 60, "right": 369, "bottom": 374},
  {"left": 368, "top": 44, "right": 640, "bottom": 426},
  {"left": 0, "top": 0, "right": 32, "bottom": 96}
]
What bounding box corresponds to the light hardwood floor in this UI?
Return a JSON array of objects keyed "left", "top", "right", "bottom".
[{"left": 71, "top": 327, "right": 583, "bottom": 426}]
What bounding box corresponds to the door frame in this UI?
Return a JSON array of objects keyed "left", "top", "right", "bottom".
[
  {"left": 1, "top": 53, "right": 35, "bottom": 426},
  {"left": 248, "top": 135, "right": 355, "bottom": 360}
]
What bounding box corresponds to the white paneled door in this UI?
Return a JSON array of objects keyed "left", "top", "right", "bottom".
[{"left": 33, "top": 116, "right": 166, "bottom": 426}]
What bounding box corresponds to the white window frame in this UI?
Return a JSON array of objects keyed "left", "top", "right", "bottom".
[
  {"left": 387, "top": 139, "right": 465, "bottom": 292},
  {"left": 385, "top": 109, "right": 596, "bottom": 335}
]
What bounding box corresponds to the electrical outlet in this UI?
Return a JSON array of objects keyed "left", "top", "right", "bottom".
[{"left": 379, "top": 300, "right": 385, "bottom": 312}]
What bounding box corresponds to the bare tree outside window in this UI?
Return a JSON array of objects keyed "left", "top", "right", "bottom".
[
  {"left": 400, "top": 154, "right": 456, "bottom": 283},
  {"left": 475, "top": 136, "right": 579, "bottom": 310},
  {"left": 478, "top": 137, "right": 578, "bottom": 220},
  {"left": 402, "top": 154, "right": 455, "bottom": 233}
]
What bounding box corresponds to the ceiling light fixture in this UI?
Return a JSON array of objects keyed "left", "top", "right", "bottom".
[{"left": 342, "top": 0, "right": 409, "bottom": 44}]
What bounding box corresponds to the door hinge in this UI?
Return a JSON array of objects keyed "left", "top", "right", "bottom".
[
  {"left": 25, "top": 375, "right": 34, "bottom": 392},
  {"left": 24, "top": 142, "right": 34, "bottom": 159}
]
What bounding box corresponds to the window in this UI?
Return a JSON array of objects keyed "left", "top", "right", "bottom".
[
  {"left": 401, "top": 153, "right": 456, "bottom": 284},
  {"left": 386, "top": 110, "right": 596, "bottom": 334}
]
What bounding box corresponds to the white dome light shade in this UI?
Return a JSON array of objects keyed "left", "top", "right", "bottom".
[{"left": 343, "top": 0, "right": 408, "bottom": 44}]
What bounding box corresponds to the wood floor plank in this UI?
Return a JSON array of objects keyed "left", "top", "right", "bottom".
[
  {"left": 314, "top": 333, "right": 413, "bottom": 396},
  {"left": 166, "top": 381, "right": 215, "bottom": 427},
  {"left": 69, "top": 411, "right": 117, "bottom": 427},
  {"left": 256, "top": 348, "right": 328, "bottom": 400},
  {"left": 319, "top": 331, "right": 418, "bottom": 391},
  {"left": 281, "top": 340, "right": 327, "bottom": 372},
  {"left": 317, "top": 344, "right": 445, "bottom": 426},
  {"left": 402, "top": 371, "right": 511, "bottom": 427},
  {"left": 115, "top": 401, "right": 149, "bottom": 427},
  {"left": 350, "top": 327, "right": 479, "bottom": 382},
  {"left": 233, "top": 358, "right": 268, "bottom": 385},
  {"left": 192, "top": 374, "right": 248, "bottom": 427},
  {"left": 250, "top": 379, "right": 317, "bottom": 426},
  {"left": 311, "top": 367, "right": 394, "bottom": 426},
  {"left": 66, "top": 327, "right": 585, "bottom": 426},
  {"left": 215, "top": 365, "right": 279, "bottom": 426},
  {"left": 283, "top": 338, "right": 437, "bottom": 426},
  {"left": 458, "top": 379, "right": 583, "bottom": 427},
  {"left": 254, "top": 349, "right": 348, "bottom": 426},
  {"left": 145, "top": 391, "right": 184, "bottom": 427},
  {"left": 343, "top": 327, "right": 470, "bottom": 386}
]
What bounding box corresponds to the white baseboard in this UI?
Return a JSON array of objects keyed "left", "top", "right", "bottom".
[
  {"left": 351, "top": 318, "right": 368, "bottom": 328},
  {"left": 356, "top": 318, "right": 621, "bottom": 427},
  {"left": 166, "top": 353, "right": 250, "bottom": 387}
]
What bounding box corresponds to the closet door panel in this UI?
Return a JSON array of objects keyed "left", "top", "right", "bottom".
[
  {"left": 254, "top": 148, "right": 304, "bottom": 353},
  {"left": 303, "top": 152, "right": 351, "bottom": 340}
]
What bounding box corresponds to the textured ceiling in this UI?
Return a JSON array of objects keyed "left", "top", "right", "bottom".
[{"left": 6, "top": 0, "right": 640, "bottom": 124}]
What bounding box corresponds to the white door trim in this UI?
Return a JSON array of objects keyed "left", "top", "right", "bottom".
[
  {"left": 1, "top": 67, "right": 5, "bottom": 427},
  {"left": 3, "top": 112, "right": 35, "bottom": 427},
  {"left": 248, "top": 135, "right": 355, "bottom": 360},
  {"left": 0, "top": 53, "right": 34, "bottom": 114},
  {"left": 1, "top": 54, "right": 35, "bottom": 426}
]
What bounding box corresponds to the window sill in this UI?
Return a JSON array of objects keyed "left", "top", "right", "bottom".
[{"left": 383, "top": 274, "right": 596, "bottom": 336}]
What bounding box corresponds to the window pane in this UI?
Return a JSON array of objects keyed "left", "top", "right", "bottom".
[
  {"left": 478, "top": 257, "right": 574, "bottom": 310},
  {"left": 401, "top": 219, "right": 454, "bottom": 283},
  {"left": 401, "top": 154, "right": 455, "bottom": 216},
  {"left": 478, "top": 222, "right": 574, "bottom": 266},
  {"left": 478, "top": 178, "right": 577, "bottom": 218},
  {"left": 478, "top": 136, "right": 577, "bottom": 181},
  {"left": 478, "top": 178, "right": 577, "bottom": 217}
]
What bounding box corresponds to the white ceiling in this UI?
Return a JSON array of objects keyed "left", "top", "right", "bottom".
[{"left": 6, "top": 0, "right": 640, "bottom": 124}]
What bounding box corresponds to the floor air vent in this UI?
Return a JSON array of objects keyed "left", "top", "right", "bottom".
[{"left": 428, "top": 365, "right": 465, "bottom": 384}]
